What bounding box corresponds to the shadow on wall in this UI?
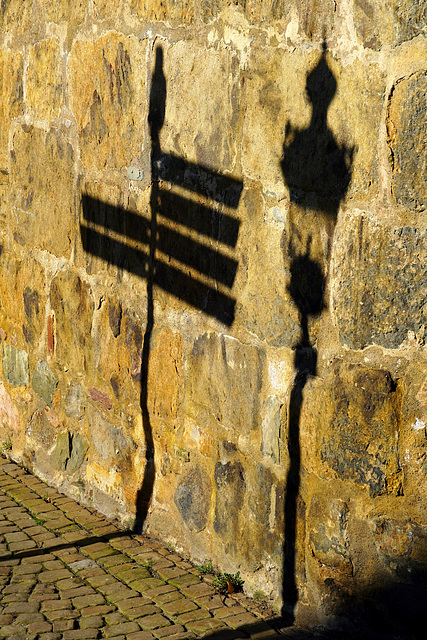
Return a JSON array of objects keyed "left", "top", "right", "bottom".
[
  {"left": 280, "top": 41, "right": 354, "bottom": 625},
  {"left": 80, "top": 45, "right": 243, "bottom": 533},
  {"left": 49, "top": 38, "right": 427, "bottom": 640}
]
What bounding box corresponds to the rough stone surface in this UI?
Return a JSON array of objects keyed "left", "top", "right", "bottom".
[
  {"left": 10, "top": 127, "right": 75, "bottom": 257},
  {"left": 0, "top": 381, "right": 20, "bottom": 433},
  {"left": 354, "top": 1, "right": 393, "bottom": 50},
  {"left": 214, "top": 460, "right": 246, "bottom": 550},
  {"left": 188, "top": 333, "right": 264, "bottom": 434},
  {"left": 308, "top": 495, "right": 352, "bottom": 577},
  {"left": 31, "top": 361, "right": 58, "bottom": 407},
  {"left": 332, "top": 215, "right": 427, "bottom": 349},
  {"left": 52, "top": 431, "right": 71, "bottom": 472},
  {"left": 174, "top": 466, "right": 210, "bottom": 532},
  {"left": 0, "top": 1, "right": 426, "bottom": 629},
  {"left": 67, "top": 433, "right": 90, "bottom": 475},
  {"left": 388, "top": 71, "right": 427, "bottom": 212},
  {"left": 1, "top": 343, "right": 29, "bottom": 386},
  {"left": 130, "top": 0, "right": 195, "bottom": 25},
  {"left": 23, "top": 285, "right": 44, "bottom": 346},
  {"left": 354, "top": 0, "right": 427, "bottom": 49},
  {"left": 160, "top": 43, "right": 239, "bottom": 174},
  {"left": 261, "top": 396, "right": 282, "bottom": 464},
  {"left": 65, "top": 384, "right": 87, "bottom": 420},
  {"left": 394, "top": 0, "right": 427, "bottom": 44},
  {"left": 78, "top": 181, "right": 128, "bottom": 279},
  {"left": 68, "top": 34, "right": 148, "bottom": 171},
  {"left": 0, "top": 253, "right": 46, "bottom": 346},
  {"left": 40, "top": 0, "right": 87, "bottom": 30},
  {"left": 0, "top": 49, "right": 23, "bottom": 171},
  {"left": 27, "top": 409, "right": 56, "bottom": 450},
  {"left": 312, "top": 361, "right": 402, "bottom": 496},
  {"left": 147, "top": 329, "right": 183, "bottom": 424},
  {"left": 297, "top": 0, "right": 337, "bottom": 41},
  {"left": 88, "top": 406, "right": 135, "bottom": 467},
  {"left": 329, "top": 58, "right": 384, "bottom": 201},
  {"left": 26, "top": 38, "right": 62, "bottom": 121},
  {"left": 50, "top": 270, "right": 94, "bottom": 372}
]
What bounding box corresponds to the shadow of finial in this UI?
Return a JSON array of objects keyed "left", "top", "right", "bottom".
[{"left": 322, "top": 30, "right": 327, "bottom": 52}]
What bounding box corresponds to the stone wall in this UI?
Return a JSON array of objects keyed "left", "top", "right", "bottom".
[{"left": 0, "top": 0, "right": 426, "bottom": 632}]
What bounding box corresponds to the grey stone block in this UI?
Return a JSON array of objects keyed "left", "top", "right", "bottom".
[
  {"left": 1, "top": 343, "right": 29, "bottom": 386},
  {"left": 31, "top": 360, "right": 58, "bottom": 407}
]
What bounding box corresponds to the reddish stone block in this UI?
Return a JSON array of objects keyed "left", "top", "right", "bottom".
[
  {"left": 47, "top": 314, "right": 54, "bottom": 355},
  {"left": 87, "top": 387, "right": 112, "bottom": 409}
]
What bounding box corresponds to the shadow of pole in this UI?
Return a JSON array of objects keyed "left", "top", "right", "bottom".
[
  {"left": 282, "top": 243, "right": 324, "bottom": 621},
  {"left": 133, "top": 46, "right": 165, "bottom": 533},
  {"left": 280, "top": 40, "right": 354, "bottom": 622},
  {"left": 128, "top": 46, "right": 243, "bottom": 531}
]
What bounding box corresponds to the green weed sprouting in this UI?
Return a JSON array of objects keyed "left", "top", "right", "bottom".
[
  {"left": 196, "top": 560, "right": 244, "bottom": 594},
  {"left": 253, "top": 589, "right": 267, "bottom": 603},
  {"left": 197, "top": 559, "right": 214, "bottom": 574},
  {"left": 0, "top": 436, "right": 12, "bottom": 454},
  {"left": 142, "top": 558, "right": 154, "bottom": 568},
  {"left": 213, "top": 571, "right": 244, "bottom": 594}
]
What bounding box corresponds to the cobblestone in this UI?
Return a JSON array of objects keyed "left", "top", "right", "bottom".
[
  {"left": 155, "top": 624, "right": 187, "bottom": 637},
  {"left": 177, "top": 609, "right": 212, "bottom": 625},
  {"left": 161, "top": 598, "right": 199, "bottom": 616},
  {"left": 52, "top": 619, "right": 76, "bottom": 632},
  {"left": 123, "top": 604, "right": 161, "bottom": 620},
  {"left": 150, "top": 590, "right": 182, "bottom": 605},
  {"left": 80, "top": 604, "right": 115, "bottom": 617},
  {"left": 44, "top": 608, "right": 80, "bottom": 621},
  {"left": 28, "top": 621, "right": 53, "bottom": 633},
  {"left": 41, "top": 599, "right": 72, "bottom": 612},
  {"left": 127, "top": 632, "right": 155, "bottom": 640},
  {"left": 104, "top": 621, "right": 141, "bottom": 636},
  {"left": 137, "top": 613, "right": 172, "bottom": 630},
  {"left": 0, "top": 456, "right": 311, "bottom": 640},
  {"left": 186, "top": 618, "right": 226, "bottom": 633},
  {"left": 2, "top": 602, "right": 40, "bottom": 614},
  {"left": 79, "top": 615, "right": 104, "bottom": 629}
]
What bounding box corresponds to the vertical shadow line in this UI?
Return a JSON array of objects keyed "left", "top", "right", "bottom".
[{"left": 133, "top": 45, "right": 165, "bottom": 532}]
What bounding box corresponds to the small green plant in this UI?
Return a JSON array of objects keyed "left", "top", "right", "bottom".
[
  {"left": 33, "top": 517, "right": 46, "bottom": 526},
  {"left": 253, "top": 590, "right": 267, "bottom": 603},
  {"left": 167, "top": 542, "right": 176, "bottom": 553},
  {"left": 213, "top": 571, "right": 244, "bottom": 594},
  {"left": 0, "top": 436, "right": 12, "bottom": 454},
  {"left": 197, "top": 559, "right": 214, "bottom": 574},
  {"left": 142, "top": 558, "right": 154, "bottom": 568}
]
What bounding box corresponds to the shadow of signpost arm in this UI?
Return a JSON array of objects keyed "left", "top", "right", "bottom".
[{"left": 80, "top": 44, "right": 243, "bottom": 532}]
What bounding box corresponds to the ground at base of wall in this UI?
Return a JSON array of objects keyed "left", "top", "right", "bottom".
[
  {"left": 0, "top": 454, "right": 421, "bottom": 640},
  {"left": 0, "top": 454, "right": 313, "bottom": 640}
]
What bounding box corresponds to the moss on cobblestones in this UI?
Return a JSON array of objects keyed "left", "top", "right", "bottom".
[{"left": 0, "top": 458, "right": 288, "bottom": 639}]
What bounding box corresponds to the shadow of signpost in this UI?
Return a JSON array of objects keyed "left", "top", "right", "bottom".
[
  {"left": 80, "top": 38, "right": 356, "bottom": 626},
  {"left": 80, "top": 45, "right": 243, "bottom": 533},
  {"left": 280, "top": 41, "right": 354, "bottom": 623},
  {"left": 76, "top": 40, "right": 427, "bottom": 640}
]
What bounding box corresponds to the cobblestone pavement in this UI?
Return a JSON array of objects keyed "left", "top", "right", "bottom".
[{"left": 0, "top": 456, "right": 317, "bottom": 640}]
